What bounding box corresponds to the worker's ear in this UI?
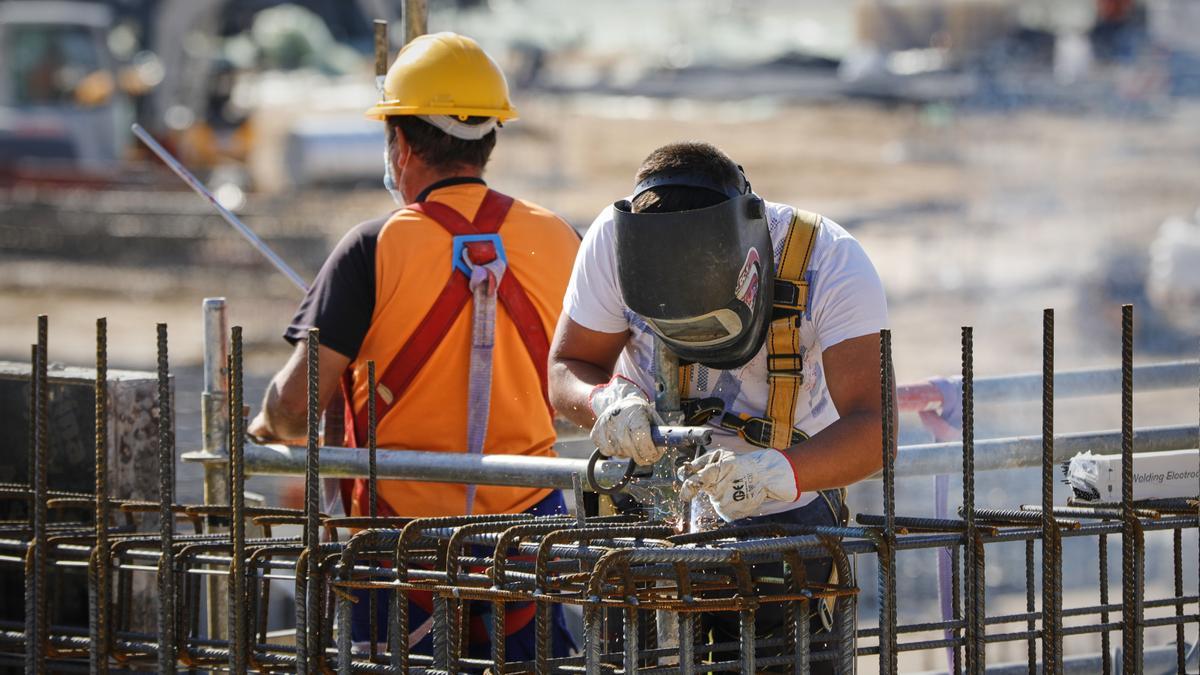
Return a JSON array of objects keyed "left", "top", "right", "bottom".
[{"left": 390, "top": 126, "right": 411, "bottom": 168}]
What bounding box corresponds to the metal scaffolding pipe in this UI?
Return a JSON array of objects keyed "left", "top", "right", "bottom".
[
  {"left": 897, "top": 360, "right": 1199, "bottom": 412},
  {"left": 241, "top": 442, "right": 618, "bottom": 489},
  {"left": 228, "top": 423, "right": 1200, "bottom": 486},
  {"left": 895, "top": 423, "right": 1199, "bottom": 476}
]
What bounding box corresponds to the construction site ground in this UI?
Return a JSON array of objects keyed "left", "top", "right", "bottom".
[{"left": 2, "top": 97, "right": 1198, "bottom": 671}]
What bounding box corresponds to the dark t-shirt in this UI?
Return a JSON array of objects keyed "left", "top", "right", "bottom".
[{"left": 284, "top": 216, "right": 386, "bottom": 359}]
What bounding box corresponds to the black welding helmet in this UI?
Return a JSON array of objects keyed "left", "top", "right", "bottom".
[{"left": 613, "top": 170, "right": 774, "bottom": 370}]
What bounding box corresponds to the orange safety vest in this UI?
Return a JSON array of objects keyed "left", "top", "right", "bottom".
[{"left": 339, "top": 183, "right": 579, "bottom": 518}]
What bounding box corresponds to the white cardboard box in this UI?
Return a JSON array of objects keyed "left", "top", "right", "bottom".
[{"left": 1067, "top": 448, "right": 1199, "bottom": 501}]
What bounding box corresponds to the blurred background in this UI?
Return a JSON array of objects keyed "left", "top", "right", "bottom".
[{"left": 1, "top": 0, "right": 1198, "bottom": 670}]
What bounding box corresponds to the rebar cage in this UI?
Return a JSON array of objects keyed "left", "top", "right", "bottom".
[{"left": 3, "top": 305, "right": 1197, "bottom": 673}]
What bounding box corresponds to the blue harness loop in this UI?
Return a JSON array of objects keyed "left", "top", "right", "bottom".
[{"left": 452, "top": 234, "right": 507, "bottom": 276}]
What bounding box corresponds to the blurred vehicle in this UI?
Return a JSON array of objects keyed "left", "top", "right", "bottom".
[
  {"left": 145, "top": 0, "right": 396, "bottom": 192},
  {"left": 0, "top": 1, "right": 139, "bottom": 185}
]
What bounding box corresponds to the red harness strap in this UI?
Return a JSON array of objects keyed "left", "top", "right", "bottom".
[{"left": 339, "top": 189, "right": 553, "bottom": 516}]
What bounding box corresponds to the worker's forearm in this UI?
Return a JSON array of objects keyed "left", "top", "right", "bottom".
[
  {"left": 781, "top": 410, "right": 892, "bottom": 493},
  {"left": 255, "top": 380, "right": 308, "bottom": 442},
  {"left": 548, "top": 358, "right": 611, "bottom": 429}
]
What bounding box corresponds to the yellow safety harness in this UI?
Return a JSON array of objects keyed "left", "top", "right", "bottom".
[
  {"left": 679, "top": 210, "right": 846, "bottom": 631},
  {"left": 680, "top": 209, "right": 822, "bottom": 451}
]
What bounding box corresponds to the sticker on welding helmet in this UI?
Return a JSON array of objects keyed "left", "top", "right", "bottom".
[{"left": 734, "top": 247, "right": 761, "bottom": 308}]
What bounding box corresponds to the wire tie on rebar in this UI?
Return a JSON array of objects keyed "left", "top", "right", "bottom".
[{"left": 330, "top": 585, "right": 359, "bottom": 604}]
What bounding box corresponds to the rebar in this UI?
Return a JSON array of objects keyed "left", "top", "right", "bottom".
[
  {"left": 367, "top": 359, "right": 379, "bottom": 659},
  {"left": 2, "top": 304, "right": 1198, "bottom": 674},
  {"left": 1120, "top": 305, "right": 1143, "bottom": 672},
  {"left": 228, "top": 325, "right": 247, "bottom": 673},
  {"left": 962, "top": 326, "right": 982, "bottom": 674},
  {"left": 157, "top": 324, "right": 177, "bottom": 674},
  {"left": 302, "top": 327, "right": 322, "bottom": 674},
  {"left": 25, "top": 317, "right": 48, "bottom": 673},
  {"left": 1040, "top": 309, "right": 1062, "bottom": 674},
  {"left": 879, "top": 329, "right": 898, "bottom": 675},
  {"left": 89, "top": 318, "right": 110, "bottom": 674}
]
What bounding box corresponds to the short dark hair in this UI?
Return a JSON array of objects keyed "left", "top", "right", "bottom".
[
  {"left": 387, "top": 116, "right": 497, "bottom": 172},
  {"left": 631, "top": 141, "right": 744, "bottom": 213}
]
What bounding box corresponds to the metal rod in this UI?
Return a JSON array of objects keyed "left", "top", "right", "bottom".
[
  {"left": 1173, "top": 527, "right": 1185, "bottom": 674},
  {"left": 130, "top": 124, "right": 308, "bottom": 292},
  {"left": 89, "top": 318, "right": 111, "bottom": 674},
  {"left": 1024, "top": 539, "right": 1035, "bottom": 670},
  {"left": 200, "top": 298, "right": 229, "bottom": 642},
  {"left": 373, "top": 19, "right": 388, "bottom": 91},
  {"left": 24, "top": 325, "right": 47, "bottom": 673},
  {"left": 880, "top": 329, "right": 898, "bottom": 675},
  {"left": 1041, "top": 309, "right": 1062, "bottom": 674},
  {"left": 1119, "top": 305, "right": 1143, "bottom": 671},
  {"left": 220, "top": 421, "right": 1200, "bottom": 487},
  {"left": 962, "top": 326, "right": 982, "bottom": 674},
  {"left": 304, "top": 328, "right": 321, "bottom": 674},
  {"left": 367, "top": 359, "right": 379, "bottom": 658},
  {"left": 157, "top": 324, "right": 178, "bottom": 674},
  {"left": 403, "top": 0, "right": 427, "bottom": 44},
  {"left": 892, "top": 424, "right": 1199, "bottom": 476},
  {"left": 896, "top": 360, "right": 1200, "bottom": 412},
  {"left": 1099, "top": 533, "right": 1111, "bottom": 675},
  {"left": 228, "top": 326, "right": 247, "bottom": 673}
]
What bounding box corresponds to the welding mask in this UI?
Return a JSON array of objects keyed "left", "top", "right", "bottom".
[{"left": 614, "top": 171, "right": 773, "bottom": 370}]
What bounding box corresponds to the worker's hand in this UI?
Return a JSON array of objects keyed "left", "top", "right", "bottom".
[
  {"left": 247, "top": 412, "right": 282, "bottom": 445},
  {"left": 678, "top": 448, "right": 799, "bottom": 522},
  {"left": 588, "top": 376, "right": 664, "bottom": 465}
]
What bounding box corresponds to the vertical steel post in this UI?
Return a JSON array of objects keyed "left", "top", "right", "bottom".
[
  {"left": 25, "top": 317, "right": 48, "bottom": 674},
  {"left": 157, "top": 324, "right": 178, "bottom": 674},
  {"left": 403, "top": 0, "right": 428, "bottom": 43},
  {"left": 962, "top": 326, "right": 983, "bottom": 674},
  {"left": 951, "top": 545, "right": 963, "bottom": 675},
  {"left": 879, "top": 329, "right": 898, "bottom": 675},
  {"left": 1024, "top": 540, "right": 1036, "bottom": 669},
  {"left": 1173, "top": 527, "right": 1185, "bottom": 673},
  {"left": 584, "top": 599, "right": 604, "bottom": 675},
  {"left": 367, "top": 359, "right": 379, "bottom": 658},
  {"left": 201, "top": 298, "right": 230, "bottom": 640},
  {"left": 90, "top": 318, "right": 111, "bottom": 674},
  {"left": 1041, "top": 309, "right": 1062, "bottom": 674},
  {"left": 1119, "top": 305, "right": 1143, "bottom": 671},
  {"left": 374, "top": 19, "right": 388, "bottom": 91},
  {"left": 228, "top": 326, "right": 248, "bottom": 673},
  {"left": 1099, "top": 534, "right": 1111, "bottom": 675},
  {"left": 304, "top": 328, "right": 322, "bottom": 673}
]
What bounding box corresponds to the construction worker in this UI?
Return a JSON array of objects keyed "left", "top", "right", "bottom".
[
  {"left": 548, "top": 141, "right": 892, "bottom": 671},
  {"left": 248, "top": 31, "right": 579, "bottom": 662}
]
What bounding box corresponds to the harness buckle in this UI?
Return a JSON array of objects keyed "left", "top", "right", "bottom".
[
  {"left": 767, "top": 352, "right": 804, "bottom": 377},
  {"left": 451, "top": 234, "right": 507, "bottom": 276},
  {"left": 772, "top": 278, "right": 808, "bottom": 310}
]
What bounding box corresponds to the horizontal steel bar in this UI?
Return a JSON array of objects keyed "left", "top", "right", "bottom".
[
  {"left": 894, "top": 424, "right": 1199, "bottom": 476},
  {"left": 181, "top": 423, "right": 1200, "bottom": 487},
  {"left": 898, "top": 360, "right": 1199, "bottom": 412}
]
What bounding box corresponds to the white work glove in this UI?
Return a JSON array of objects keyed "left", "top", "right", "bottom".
[
  {"left": 588, "top": 376, "right": 664, "bottom": 466},
  {"left": 678, "top": 448, "right": 799, "bottom": 522}
]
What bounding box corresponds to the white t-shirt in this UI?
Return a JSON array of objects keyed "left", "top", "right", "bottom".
[{"left": 564, "top": 200, "right": 889, "bottom": 514}]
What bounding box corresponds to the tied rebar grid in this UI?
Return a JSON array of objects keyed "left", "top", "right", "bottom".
[{"left": 0, "top": 308, "right": 1197, "bottom": 673}]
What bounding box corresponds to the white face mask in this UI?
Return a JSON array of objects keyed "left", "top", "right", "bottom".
[{"left": 383, "top": 135, "right": 405, "bottom": 205}]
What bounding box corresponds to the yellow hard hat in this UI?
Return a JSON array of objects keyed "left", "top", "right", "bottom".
[{"left": 365, "top": 31, "right": 518, "bottom": 122}]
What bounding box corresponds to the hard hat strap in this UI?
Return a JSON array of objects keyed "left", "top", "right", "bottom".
[{"left": 418, "top": 114, "right": 498, "bottom": 140}]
